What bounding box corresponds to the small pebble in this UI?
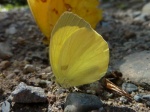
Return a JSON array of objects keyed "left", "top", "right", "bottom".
[
  {"left": 146, "top": 101, "right": 150, "bottom": 107},
  {"left": 142, "top": 94, "right": 150, "bottom": 101},
  {"left": 0, "top": 42, "right": 13, "bottom": 59},
  {"left": 17, "top": 37, "right": 26, "bottom": 45},
  {"left": 64, "top": 93, "right": 103, "bottom": 112},
  {"left": 23, "top": 64, "right": 36, "bottom": 73},
  {"left": 103, "top": 91, "right": 114, "bottom": 99},
  {"left": 137, "top": 103, "right": 145, "bottom": 108},
  {"left": 123, "top": 30, "right": 136, "bottom": 40},
  {"left": 6, "top": 74, "right": 15, "bottom": 79},
  {"left": 56, "top": 88, "right": 66, "bottom": 95},
  {"left": 142, "top": 2, "right": 150, "bottom": 15},
  {"left": 13, "top": 69, "right": 20, "bottom": 75},
  {"left": 134, "top": 94, "right": 143, "bottom": 102},
  {"left": 134, "top": 14, "right": 146, "bottom": 22},
  {"left": 38, "top": 80, "right": 47, "bottom": 87},
  {"left": 8, "top": 82, "right": 47, "bottom": 103},
  {"left": 43, "top": 66, "right": 52, "bottom": 73},
  {"left": 132, "top": 11, "right": 141, "bottom": 18},
  {"left": 5, "top": 26, "right": 17, "bottom": 35},
  {"left": 122, "top": 83, "right": 138, "bottom": 93},
  {"left": 0, "top": 61, "right": 10, "bottom": 70},
  {"left": 1, "top": 101, "right": 10, "bottom": 112},
  {"left": 38, "top": 80, "right": 52, "bottom": 88},
  {"left": 107, "top": 101, "right": 113, "bottom": 105},
  {"left": 120, "top": 96, "right": 128, "bottom": 103},
  {"left": 40, "top": 73, "right": 48, "bottom": 80}
]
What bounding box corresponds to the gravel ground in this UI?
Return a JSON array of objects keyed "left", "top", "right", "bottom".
[{"left": 0, "top": 0, "right": 150, "bottom": 112}]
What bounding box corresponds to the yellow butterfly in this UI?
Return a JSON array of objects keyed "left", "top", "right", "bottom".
[
  {"left": 27, "top": 0, "right": 102, "bottom": 44},
  {"left": 50, "top": 12, "right": 109, "bottom": 88}
]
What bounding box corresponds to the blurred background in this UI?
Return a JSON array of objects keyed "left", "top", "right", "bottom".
[{"left": 0, "top": 0, "right": 27, "bottom": 5}]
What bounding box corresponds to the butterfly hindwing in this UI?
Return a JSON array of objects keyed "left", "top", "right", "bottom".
[{"left": 58, "top": 28, "right": 109, "bottom": 87}]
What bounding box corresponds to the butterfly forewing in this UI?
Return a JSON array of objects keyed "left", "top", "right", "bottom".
[{"left": 50, "top": 12, "right": 92, "bottom": 78}]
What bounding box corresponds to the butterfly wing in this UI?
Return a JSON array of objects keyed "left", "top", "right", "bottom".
[
  {"left": 27, "top": 0, "right": 102, "bottom": 44},
  {"left": 50, "top": 12, "right": 91, "bottom": 78},
  {"left": 27, "top": 0, "right": 51, "bottom": 38},
  {"left": 59, "top": 28, "right": 109, "bottom": 87},
  {"left": 50, "top": 12, "right": 109, "bottom": 88}
]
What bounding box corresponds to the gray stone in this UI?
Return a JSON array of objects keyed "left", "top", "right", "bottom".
[
  {"left": 134, "top": 14, "right": 146, "bottom": 22},
  {"left": 119, "top": 51, "right": 150, "bottom": 85},
  {"left": 64, "top": 93, "right": 103, "bottom": 112},
  {"left": 0, "top": 61, "right": 10, "bottom": 70},
  {"left": 13, "top": 69, "right": 20, "bottom": 75},
  {"left": 5, "top": 26, "right": 17, "bottom": 35},
  {"left": 142, "top": 94, "right": 150, "bottom": 101},
  {"left": 134, "top": 94, "right": 143, "bottom": 102},
  {"left": 142, "top": 2, "right": 150, "bottom": 15},
  {"left": 8, "top": 82, "right": 47, "bottom": 103},
  {"left": 23, "top": 64, "right": 36, "bottom": 73},
  {"left": 146, "top": 101, "right": 150, "bottom": 107},
  {"left": 119, "top": 96, "right": 128, "bottom": 103},
  {"left": 1, "top": 101, "right": 10, "bottom": 112},
  {"left": 0, "top": 42, "right": 13, "bottom": 59},
  {"left": 122, "top": 83, "right": 138, "bottom": 93},
  {"left": 43, "top": 66, "right": 52, "bottom": 73},
  {"left": 38, "top": 80, "right": 52, "bottom": 88},
  {"left": 132, "top": 11, "right": 141, "bottom": 18}
]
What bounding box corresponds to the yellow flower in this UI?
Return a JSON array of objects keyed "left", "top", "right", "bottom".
[{"left": 27, "top": 0, "right": 102, "bottom": 44}]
